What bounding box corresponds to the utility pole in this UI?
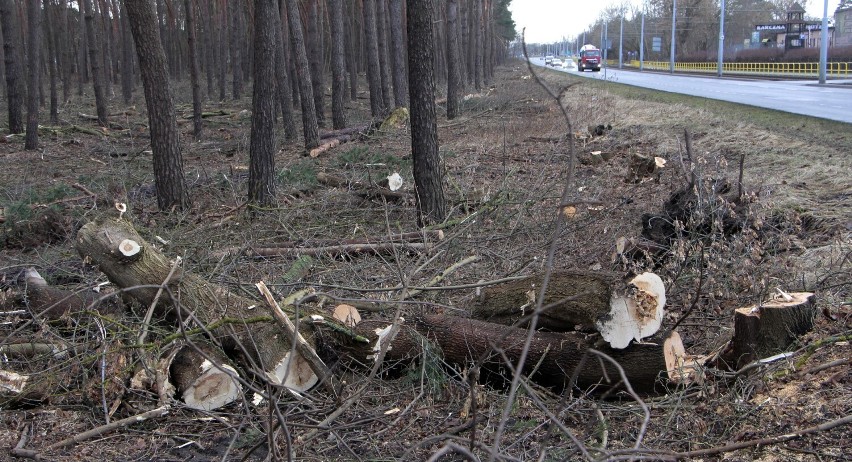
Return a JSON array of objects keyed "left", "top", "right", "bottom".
[
  {"left": 670, "top": 0, "right": 677, "bottom": 74},
  {"left": 619, "top": 12, "right": 624, "bottom": 68},
  {"left": 640, "top": 5, "right": 645, "bottom": 71},
  {"left": 819, "top": 0, "right": 829, "bottom": 84},
  {"left": 718, "top": 0, "right": 725, "bottom": 77}
]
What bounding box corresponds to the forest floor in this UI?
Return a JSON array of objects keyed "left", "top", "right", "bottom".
[{"left": 0, "top": 63, "right": 850, "bottom": 461}]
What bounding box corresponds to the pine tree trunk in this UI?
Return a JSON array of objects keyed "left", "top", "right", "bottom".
[
  {"left": 473, "top": 0, "right": 483, "bottom": 91},
  {"left": 388, "top": 0, "right": 407, "bottom": 108},
  {"left": 272, "top": 0, "right": 296, "bottom": 140},
  {"left": 83, "top": 0, "right": 108, "bottom": 125},
  {"left": 229, "top": 0, "right": 242, "bottom": 99},
  {"left": 307, "top": 0, "right": 325, "bottom": 126},
  {"left": 201, "top": 0, "right": 213, "bottom": 98},
  {"left": 0, "top": 0, "right": 24, "bottom": 133},
  {"left": 184, "top": 0, "right": 202, "bottom": 139},
  {"left": 119, "top": 1, "right": 134, "bottom": 104},
  {"left": 446, "top": 0, "right": 461, "bottom": 120},
  {"left": 41, "top": 0, "right": 59, "bottom": 124},
  {"left": 25, "top": 0, "right": 41, "bottom": 149},
  {"left": 216, "top": 0, "right": 226, "bottom": 101},
  {"left": 345, "top": 1, "right": 357, "bottom": 101},
  {"left": 407, "top": 0, "right": 446, "bottom": 226},
  {"left": 95, "top": 0, "right": 112, "bottom": 97},
  {"left": 285, "top": 0, "right": 319, "bottom": 150},
  {"left": 328, "top": 0, "right": 347, "bottom": 129},
  {"left": 248, "top": 0, "right": 277, "bottom": 207},
  {"left": 125, "top": 0, "right": 189, "bottom": 211},
  {"left": 362, "top": 0, "right": 384, "bottom": 117},
  {"left": 375, "top": 0, "right": 394, "bottom": 110}
]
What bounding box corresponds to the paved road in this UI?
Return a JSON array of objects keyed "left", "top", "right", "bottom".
[{"left": 532, "top": 58, "right": 852, "bottom": 124}]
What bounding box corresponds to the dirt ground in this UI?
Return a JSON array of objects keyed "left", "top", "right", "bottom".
[{"left": 0, "top": 63, "right": 849, "bottom": 461}]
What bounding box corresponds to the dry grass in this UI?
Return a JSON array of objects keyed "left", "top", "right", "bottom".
[{"left": 0, "top": 63, "right": 849, "bottom": 460}]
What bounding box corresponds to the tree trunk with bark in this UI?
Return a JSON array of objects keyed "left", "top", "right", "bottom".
[
  {"left": 184, "top": 0, "right": 202, "bottom": 139},
  {"left": 345, "top": 2, "right": 357, "bottom": 101},
  {"left": 473, "top": 0, "right": 483, "bottom": 91},
  {"left": 272, "top": 0, "right": 296, "bottom": 140},
  {"left": 24, "top": 0, "right": 41, "bottom": 150},
  {"left": 388, "top": 0, "right": 407, "bottom": 108},
  {"left": 362, "top": 0, "right": 384, "bottom": 117},
  {"left": 407, "top": 0, "right": 446, "bottom": 226},
  {"left": 1, "top": 0, "right": 24, "bottom": 133},
  {"left": 125, "top": 0, "right": 189, "bottom": 210},
  {"left": 328, "top": 0, "right": 347, "bottom": 129},
  {"left": 228, "top": 0, "right": 242, "bottom": 99},
  {"left": 42, "top": 0, "right": 59, "bottom": 125},
  {"left": 446, "top": 0, "right": 461, "bottom": 120},
  {"left": 375, "top": 0, "right": 394, "bottom": 110},
  {"left": 75, "top": 218, "right": 321, "bottom": 405},
  {"left": 75, "top": 218, "right": 317, "bottom": 409},
  {"left": 724, "top": 292, "right": 816, "bottom": 369},
  {"left": 307, "top": 0, "right": 325, "bottom": 126},
  {"left": 285, "top": 0, "right": 319, "bottom": 151},
  {"left": 248, "top": 0, "right": 277, "bottom": 207},
  {"left": 83, "top": 0, "right": 108, "bottom": 126},
  {"left": 119, "top": 0, "right": 134, "bottom": 104}
]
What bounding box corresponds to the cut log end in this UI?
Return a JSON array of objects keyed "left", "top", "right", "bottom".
[
  {"left": 596, "top": 272, "right": 666, "bottom": 349},
  {"left": 181, "top": 362, "right": 241, "bottom": 411},
  {"left": 118, "top": 239, "right": 142, "bottom": 261},
  {"left": 269, "top": 352, "right": 319, "bottom": 392},
  {"left": 333, "top": 304, "right": 361, "bottom": 328},
  {"left": 663, "top": 331, "right": 703, "bottom": 385}
]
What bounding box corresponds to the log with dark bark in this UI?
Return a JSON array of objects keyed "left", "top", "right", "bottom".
[
  {"left": 723, "top": 292, "right": 816, "bottom": 369},
  {"left": 327, "top": 314, "right": 687, "bottom": 394},
  {"left": 471, "top": 271, "right": 666, "bottom": 349},
  {"left": 23, "top": 268, "right": 123, "bottom": 320},
  {"left": 75, "top": 217, "right": 315, "bottom": 402}
]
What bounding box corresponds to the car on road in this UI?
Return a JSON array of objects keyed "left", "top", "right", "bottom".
[
  {"left": 560, "top": 58, "right": 571, "bottom": 69},
  {"left": 544, "top": 55, "right": 554, "bottom": 66}
]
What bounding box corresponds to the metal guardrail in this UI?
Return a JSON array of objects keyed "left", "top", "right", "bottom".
[{"left": 618, "top": 60, "right": 851, "bottom": 77}]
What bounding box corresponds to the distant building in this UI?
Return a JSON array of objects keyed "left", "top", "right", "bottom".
[
  {"left": 754, "top": 2, "right": 834, "bottom": 49},
  {"left": 835, "top": 4, "right": 852, "bottom": 46}
]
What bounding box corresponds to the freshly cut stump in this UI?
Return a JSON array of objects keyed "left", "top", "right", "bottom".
[
  {"left": 170, "top": 345, "right": 241, "bottom": 411},
  {"left": 728, "top": 292, "right": 816, "bottom": 368}
]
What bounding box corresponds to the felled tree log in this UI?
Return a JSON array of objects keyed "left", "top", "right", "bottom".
[
  {"left": 471, "top": 271, "right": 666, "bottom": 349},
  {"left": 724, "top": 292, "right": 816, "bottom": 369},
  {"left": 75, "top": 217, "right": 315, "bottom": 404},
  {"left": 327, "top": 314, "right": 687, "bottom": 394},
  {"left": 23, "top": 268, "right": 124, "bottom": 320}
]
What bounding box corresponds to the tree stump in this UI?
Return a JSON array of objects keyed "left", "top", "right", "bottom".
[{"left": 727, "top": 292, "right": 816, "bottom": 369}]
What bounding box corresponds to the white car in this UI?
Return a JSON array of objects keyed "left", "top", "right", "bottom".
[
  {"left": 544, "top": 55, "right": 554, "bottom": 65},
  {"left": 560, "top": 58, "right": 572, "bottom": 68}
]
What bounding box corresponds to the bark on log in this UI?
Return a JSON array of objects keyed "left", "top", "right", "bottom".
[
  {"left": 327, "top": 315, "right": 684, "bottom": 394},
  {"left": 23, "top": 268, "right": 123, "bottom": 320},
  {"left": 471, "top": 271, "right": 666, "bottom": 349},
  {"left": 471, "top": 271, "right": 620, "bottom": 330},
  {"left": 75, "top": 218, "right": 311, "bottom": 397},
  {"left": 725, "top": 292, "right": 816, "bottom": 369}
]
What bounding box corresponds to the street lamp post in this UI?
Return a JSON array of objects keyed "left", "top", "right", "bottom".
[
  {"left": 819, "top": 0, "right": 829, "bottom": 84},
  {"left": 717, "top": 0, "right": 725, "bottom": 77},
  {"left": 670, "top": 0, "right": 677, "bottom": 73},
  {"left": 640, "top": 5, "right": 645, "bottom": 71}
]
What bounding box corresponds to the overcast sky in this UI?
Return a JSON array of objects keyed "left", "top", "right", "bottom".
[{"left": 509, "top": 0, "right": 840, "bottom": 43}]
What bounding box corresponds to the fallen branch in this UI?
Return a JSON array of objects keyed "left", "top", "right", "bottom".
[
  {"left": 9, "top": 407, "right": 171, "bottom": 460},
  {"left": 232, "top": 242, "right": 428, "bottom": 259}
]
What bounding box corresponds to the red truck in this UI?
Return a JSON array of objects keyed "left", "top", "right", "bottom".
[{"left": 578, "top": 45, "right": 601, "bottom": 72}]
